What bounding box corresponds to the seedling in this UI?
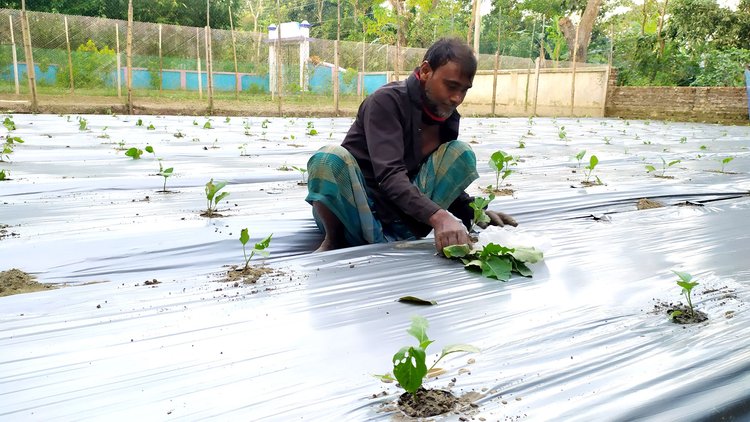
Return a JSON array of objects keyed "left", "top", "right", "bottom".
[
  {"left": 174, "top": 130, "right": 185, "bottom": 138},
  {"left": 517, "top": 139, "right": 525, "bottom": 149},
  {"left": 224, "top": 116, "right": 231, "bottom": 123},
  {"left": 78, "top": 117, "right": 88, "bottom": 131},
  {"left": 719, "top": 157, "right": 734, "bottom": 173},
  {"left": 125, "top": 147, "right": 143, "bottom": 159},
  {"left": 203, "top": 121, "right": 212, "bottom": 129},
  {"left": 645, "top": 157, "right": 680, "bottom": 177},
  {"left": 0, "top": 169, "right": 6, "bottom": 180},
  {"left": 239, "top": 229, "right": 273, "bottom": 271},
  {"left": 558, "top": 126, "right": 567, "bottom": 140},
  {"left": 443, "top": 241, "right": 543, "bottom": 281},
  {"left": 159, "top": 167, "right": 173, "bottom": 192},
  {"left": 204, "top": 178, "right": 229, "bottom": 217},
  {"left": 291, "top": 165, "right": 308, "bottom": 184},
  {"left": 144, "top": 145, "right": 164, "bottom": 173},
  {"left": 238, "top": 143, "right": 248, "bottom": 156},
  {"left": 116, "top": 140, "right": 126, "bottom": 151},
  {"left": 147, "top": 123, "right": 156, "bottom": 130},
  {"left": 2, "top": 136, "right": 24, "bottom": 161},
  {"left": 679, "top": 136, "right": 687, "bottom": 144},
  {"left": 575, "top": 150, "right": 586, "bottom": 170},
  {"left": 489, "top": 150, "right": 515, "bottom": 189},
  {"left": 277, "top": 163, "right": 292, "bottom": 171},
  {"left": 135, "top": 118, "right": 143, "bottom": 127},
  {"left": 699, "top": 145, "right": 708, "bottom": 151},
  {"left": 583, "top": 155, "right": 600, "bottom": 184},
  {"left": 469, "top": 194, "right": 494, "bottom": 231},
  {"left": 193, "top": 119, "right": 198, "bottom": 126},
  {"left": 670, "top": 270, "right": 699, "bottom": 320},
  {"left": 603, "top": 136, "right": 611, "bottom": 145},
  {"left": 376, "top": 316, "right": 478, "bottom": 394},
  {"left": 3, "top": 117, "right": 16, "bottom": 131},
  {"left": 261, "top": 118, "right": 270, "bottom": 129}
]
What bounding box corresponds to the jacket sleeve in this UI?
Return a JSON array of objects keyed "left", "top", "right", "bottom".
[
  {"left": 362, "top": 93, "right": 441, "bottom": 224},
  {"left": 448, "top": 191, "right": 474, "bottom": 230}
]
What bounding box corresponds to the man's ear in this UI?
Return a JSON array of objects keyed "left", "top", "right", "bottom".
[{"left": 418, "top": 60, "right": 432, "bottom": 81}]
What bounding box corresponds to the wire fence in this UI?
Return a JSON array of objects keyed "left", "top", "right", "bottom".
[{"left": 0, "top": 8, "right": 604, "bottom": 116}]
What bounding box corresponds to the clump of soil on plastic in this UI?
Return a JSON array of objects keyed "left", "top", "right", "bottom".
[
  {"left": 0, "top": 224, "right": 20, "bottom": 240},
  {"left": 223, "top": 265, "right": 274, "bottom": 284},
  {"left": 397, "top": 388, "right": 458, "bottom": 417},
  {"left": 200, "top": 211, "right": 225, "bottom": 218},
  {"left": 652, "top": 301, "right": 708, "bottom": 324},
  {"left": 637, "top": 198, "right": 664, "bottom": 210},
  {"left": 0, "top": 269, "right": 54, "bottom": 297},
  {"left": 482, "top": 187, "right": 514, "bottom": 196}
]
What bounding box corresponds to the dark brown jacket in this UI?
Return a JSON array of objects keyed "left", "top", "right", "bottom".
[{"left": 341, "top": 71, "right": 473, "bottom": 237}]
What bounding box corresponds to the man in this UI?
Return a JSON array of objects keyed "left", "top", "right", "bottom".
[{"left": 306, "top": 38, "right": 516, "bottom": 253}]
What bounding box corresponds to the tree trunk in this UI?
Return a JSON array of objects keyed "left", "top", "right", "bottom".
[
  {"left": 558, "top": 0, "right": 602, "bottom": 63},
  {"left": 467, "top": 0, "right": 478, "bottom": 46},
  {"left": 389, "top": 0, "right": 408, "bottom": 47}
]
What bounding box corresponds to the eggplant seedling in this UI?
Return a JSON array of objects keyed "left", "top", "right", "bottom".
[
  {"left": 376, "top": 316, "right": 478, "bottom": 394},
  {"left": 0, "top": 169, "right": 7, "bottom": 180},
  {"left": 489, "top": 150, "right": 515, "bottom": 190},
  {"left": 125, "top": 147, "right": 143, "bottom": 159},
  {"left": 3, "top": 117, "right": 16, "bottom": 131},
  {"left": 469, "top": 194, "right": 494, "bottom": 231},
  {"left": 575, "top": 150, "right": 586, "bottom": 170},
  {"left": 583, "top": 155, "right": 600, "bottom": 184},
  {"left": 719, "top": 157, "right": 734, "bottom": 173},
  {"left": 291, "top": 165, "right": 308, "bottom": 184},
  {"left": 2, "top": 136, "right": 23, "bottom": 162},
  {"left": 78, "top": 117, "right": 88, "bottom": 131},
  {"left": 239, "top": 229, "right": 273, "bottom": 271},
  {"left": 136, "top": 118, "right": 143, "bottom": 127},
  {"left": 160, "top": 167, "right": 173, "bottom": 192},
  {"left": 147, "top": 123, "right": 156, "bottom": 130},
  {"left": 646, "top": 157, "right": 680, "bottom": 177},
  {"left": 670, "top": 270, "right": 699, "bottom": 320},
  {"left": 558, "top": 126, "right": 567, "bottom": 140},
  {"left": 204, "top": 178, "right": 229, "bottom": 217},
  {"left": 203, "top": 121, "right": 212, "bottom": 129}
]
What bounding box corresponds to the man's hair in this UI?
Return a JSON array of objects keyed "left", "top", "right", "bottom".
[{"left": 423, "top": 38, "right": 477, "bottom": 78}]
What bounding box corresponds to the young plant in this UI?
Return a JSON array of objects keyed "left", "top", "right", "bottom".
[
  {"left": 135, "top": 118, "right": 143, "bottom": 127},
  {"left": 3, "top": 117, "right": 16, "bottom": 131},
  {"left": 377, "top": 316, "right": 478, "bottom": 394},
  {"left": 160, "top": 167, "right": 173, "bottom": 192},
  {"left": 204, "top": 178, "right": 230, "bottom": 217},
  {"left": 489, "top": 150, "right": 515, "bottom": 189},
  {"left": 147, "top": 123, "right": 156, "bottom": 130},
  {"left": 0, "top": 169, "right": 7, "bottom": 180},
  {"left": 2, "top": 136, "right": 24, "bottom": 162},
  {"left": 444, "top": 241, "right": 543, "bottom": 281},
  {"left": 224, "top": 116, "right": 231, "bottom": 123},
  {"left": 558, "top": 126, "right": 567, "bottom": 140},
  {"left": 671, "top": 270, "right": 699, "bottom": 319},
  {"left": 575, "top": 150, "right": 586, "bottom": 170},
  {"left": 469, "top": 193, "right": 494, "bottom": 231},
  {"left": 291, "top": 165, "right": 308, "bottom": 184},
  {"left": 720, "top": 157, "right": 734, "bottom": 173},
  {"left": 583, "top": 154, "right": 599, "bottom": 184},
  {"left": 603, "top": 136, "right": 611, "bottom": 145},
  {"left": 203, "top": 121, "right": 212, "bottom": 129},
  {"left": 239, "top": 229, "right": 273, "bottom": 271},
  {"left": 125, "top": 147, "right": 143, "bottom": 159},
  {"left": 261, "top": 118, "right": 270, "bottom": 129},
  {"left": 78, "top": 117, "right": 88, "bottom": 131},
  {"left": 645, "top": 157, "right": 681, "bottom": 177}
]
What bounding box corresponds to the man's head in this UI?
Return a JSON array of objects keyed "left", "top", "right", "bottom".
[{"left": 418, "top": 38, "right": 477, "bottom": 119}]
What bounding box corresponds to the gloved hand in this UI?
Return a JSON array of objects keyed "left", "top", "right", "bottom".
[{"left": 477, "top": 210, "right": 518, "bottom": 229}]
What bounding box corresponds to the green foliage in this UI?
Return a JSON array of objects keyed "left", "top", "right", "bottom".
[
  {"left": 160, "top": 167, "right": 173, "bottom": 192},
  {"left": 3, "top": 117, "right": 16, "bottom": 131},
  {"left": 443, "top": 242, "right": 544, "bottom": 281},
  {"left": 2, "top": 136, "right": 23, "bottom": 161},
  {"left": 575, "top": 150, "right": 586, "bottom": 170},
  {"left": 147, "top": 124, "right": 156, "bottom": 130},
  {"left": 379, "top": 316, "right": 478, "bottom": 394},
  {"left": 0, "top": 169, "right": 6, "bottom": 180},
  {"left": 291, "top": 165, "right": 307, "bottom": 183},
  {"left": 469, "top": 194, "right": 494, "bottom": 230},
  {"left": 203, "top": 121, "right": 213, "bottom": 129},
  {"left": 65, "top": 40, "right": 116, "bottom": 89},
  {"left": 136, "top": 118, "right": 143, "bottom": 127},
  {"left": 124, "top": 147, "right": 143, "bottom": 159},
  {"left": 645, "top": 157, "right": 681, "bottom": 177},
  {"left": 558, "top": 126, "right": 567, "bottom": 140},
  {"left": 78, "top": 117, "right": 88, "bottom": 131},
  {"left": 204, "top": 178, "right": 229, "bottom": 217},
  {"left": 671, "top": 270, "right": 699, "bottom": 319},
  {"left": 720, "top": 156, "right": 734, "bottom": 172},
  {"left": 583, "top": 155, "right": 599, "bottom": 184},
  {"left": 239, "top": 229, "right": 273, "bottom": 271},
  {"left": 489, "top": 150, "right": 516, "bottom": 189}
]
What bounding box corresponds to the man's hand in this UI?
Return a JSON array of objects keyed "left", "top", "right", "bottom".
[
  {"left": 477, "top": 210, "right": 518, "bottom": 229},
  {"left": 429, "top": 209, "right": 471, "bottom": 253}
]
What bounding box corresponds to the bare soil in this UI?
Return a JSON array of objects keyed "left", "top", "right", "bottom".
[
  {"left": 637, "top": 198, "right": 665, "bottom": 210},
  {"left": 0, "top": 268, "right": 54, "bottom": 297},
  {"left": 398, "top": 388, "right": 458, "bottom": 417},
  {"left": 221, "top": 265, "right": 275, "bottom": 284}
]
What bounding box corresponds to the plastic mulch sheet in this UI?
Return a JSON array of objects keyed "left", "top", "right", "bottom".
[{"left": 1, "top": 114, "right": 749, "bottom": 420}]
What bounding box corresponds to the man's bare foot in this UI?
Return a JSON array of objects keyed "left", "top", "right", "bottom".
[{"left": 314, "top": 238, "right": 347, "bottom": 252}]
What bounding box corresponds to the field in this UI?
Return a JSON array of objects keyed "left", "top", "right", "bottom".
[{"left": 1, "top": 114, "right": 749, "bottom": 420}]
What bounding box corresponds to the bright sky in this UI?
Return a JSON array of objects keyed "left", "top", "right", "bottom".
[{"left": 479, "top": 0, "right": 741, "bottom": 16}]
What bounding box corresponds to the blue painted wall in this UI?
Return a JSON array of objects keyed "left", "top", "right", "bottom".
[
  {"left": 363, "top": 73, "right": 387, "bottom": 95},
  {"left": 2, "top": 63, "right": 59, "bottom": 85}
]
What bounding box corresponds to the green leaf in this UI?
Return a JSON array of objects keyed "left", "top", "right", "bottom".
[
  {"left": 489, "top": 150, "right": 506, "bottom": 171},
  {"left": 512, "top": 260, "right": 533, "bottom": 277},
  {"left": 125, "top": 147, "right": 142, "bottom": 159},
  {"left": 443, "top": 244, "right": 472, "bottom": 258},
  {"left": 254, "top": 233, "right": 273, "bottom": 250},
  {"left": 677, "top": 280, "right": 699, "bottom": 292},
  {"left": 671, "top": 270, "right": 692, "bottom": 283},
  {"left": 510, "top": 246, "right": 544, "bottom": 264},
  {"left": 576, "top": 150, "right": 586, "bottom": 161},
  {"left": 722, "top": 157, "right": 734, "bottom": 164},
  {"left": 214, "top": 191, "right": 230, "bottom": 204},
  {"left": 587, "top": 155, "right": 599, "bottom": 170},
  {"left": 438, "top": 343, "right": 480, "bottom": 361},
  {"left": 162, "top": 167, "right": 173, "bottom": 176},
  {"left": 373, "top": 373, "right": 395, "bottom": 383},
  {"left": 479, "top": 243, "right": 514, "bottom": 259},
  {"left": 645, "top": 165, "right": 656, "bottom": 173},
  {"left": 393, "top": 346, "right": 427, "bottom": 394},
  {"left": 145, "top": 145, "right": 154, "bottom": 153},
  {"left": 398, "top": 296, "right": 437, "bottom": 306},
  {"left": 239, "top": 228, "right": 249, "bottom": 246},
  {"left": 668, "top": 160, "right": 681, "bottom": 167},
  {"left": 480, "top": 256, "right": 513, "bottom": 281},
  {"left": 407, "top": 315, "right": 432, "bottom": 349}
]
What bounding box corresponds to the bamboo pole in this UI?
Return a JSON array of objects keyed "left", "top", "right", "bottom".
[
  {"left": 115, "top": 23, "right": 122, "bottom": 98},
  {"left": 205, "top": 0, "right": 214, "bottom": 113},
  {"left": 532, "top": 44, "right": 543, "bottom": 116},
  {"left": 334, "top": 0, "right": 340, "bottom": 115},
  {"left": 64, "top": 16, "right": 74, "bottom": 94},
  {"left": 601, "top": 22, "right": 614, "bottom": 117},
  {"left": 126, "top": 0, "right": 133, "bottom": 114},
  {"left": 8, "top": 16, "right": 19, "bottom": 95},
  {"left": 276, "top": 0, "right": 282, "bottom": 117},
  {"left": 523, "top": 19, "right": 536, "bottom": 113},
  {"left": 196, "top": 27, "right": 202, "bottom": 99},
  {"left": 158, "top": 24, "right": 163, "bottom": 95},
  {"left": 20, "top": 0, "right": 37, "bottom": 112},
  {"left": 228, "top": 5, "right": 240, "bottom": 100},
  {"left": 204, "top": 27, "right": 213, "bottom": 113},
  {"left": 491, "top": 6, "right": 502, "bottom": 116},
  {"left": 569, "top": 23, "right": 580, "bottom": 117}
]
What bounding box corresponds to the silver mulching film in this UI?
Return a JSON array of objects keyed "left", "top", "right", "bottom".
[{"left": 1, "top": 115, "right": 749, "bottom": 420}]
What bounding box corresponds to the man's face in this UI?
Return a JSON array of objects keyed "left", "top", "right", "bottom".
[{"left": 419, "top": 60, "right": 473, "bottom": 119}]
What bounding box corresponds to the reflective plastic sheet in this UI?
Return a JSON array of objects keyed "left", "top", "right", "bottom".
[{"left": 1, "top": 115, "right": 749, "bottom": 421}]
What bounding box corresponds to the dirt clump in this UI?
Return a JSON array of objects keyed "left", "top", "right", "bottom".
[
  {"left": 222, "top": 265, "right": 275, "bottom": 284},
  {"left": 398, "top": 388, "right": 458, "bottom": 417},
  {"left": 0, "top": 269, "right": 54, "bottom": 297},
  {"left": 637, "top": 198, "right": 664, "bottom": 210}
]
